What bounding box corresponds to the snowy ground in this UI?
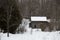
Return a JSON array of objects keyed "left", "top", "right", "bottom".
[{"left": 0, "top": 28, "right": 60, "bottom": 40}]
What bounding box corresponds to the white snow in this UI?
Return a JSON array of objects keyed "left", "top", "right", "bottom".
[
  {"left": 0, "top": 29, "right": 60, "bottom": 40},
  {"left": 16, "top": 18, "right": 30, "bottom": 33},
  {"left": 47, "top": 19, "right": 51, "bottom": 22},
  {"left": 31, "top": 16, "right": 47, "bottom": 21},
  {"left": 0, "top": 18, "right": 60, "bottom": 40}
]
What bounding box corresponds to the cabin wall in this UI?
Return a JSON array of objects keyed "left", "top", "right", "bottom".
[{"left": 31, "top": 21, "right": 53, "bottom": 31}]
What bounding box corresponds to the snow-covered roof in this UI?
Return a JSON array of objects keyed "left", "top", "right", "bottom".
[{"left": 31, "top": 16, "right": 47, "bottom": 21}]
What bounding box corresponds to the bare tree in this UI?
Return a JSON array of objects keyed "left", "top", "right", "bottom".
[{"left": 0, "top": 0, "right": 22, "bottom": 37}]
